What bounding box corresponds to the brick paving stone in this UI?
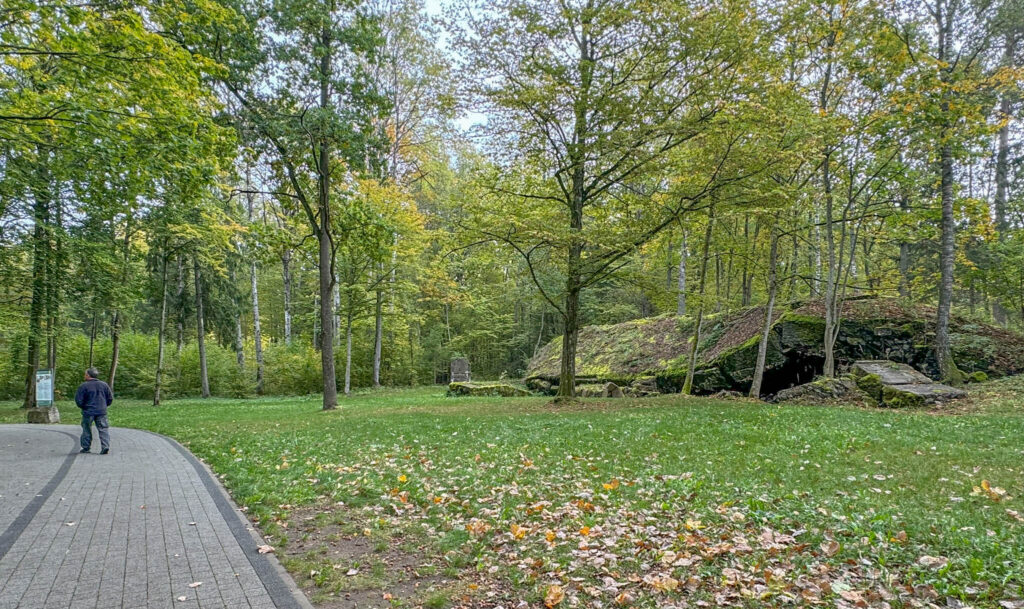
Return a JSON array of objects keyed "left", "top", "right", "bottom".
[{"left": 0, "top": 425, "right": 313, "bottom": 609}]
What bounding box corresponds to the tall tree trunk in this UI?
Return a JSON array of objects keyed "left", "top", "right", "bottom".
[
  {"left": 372, "top": 277, "right": 383, "bottom": 388},
  {"left": 750, "top": 223, "right": 779, "bottom": 398},
  {"left": 934, "top": 10, "right": 962, "bottom": 384},
  {"left": 555, "top": 25, "right": 592, "bottom": 401},
  {"left": 45, "top": 195, "right": 61, "bottom": 374},
  {"left": 251, "top": 261, "right": 264, "bottom": 394},
  {"left": 154, "top": 255, "right": 169, "bottom": 406},
  {"left": 108, "top": 218, "right": 132, "bottom": 391},
  {"left": 676, "top": 231, "right": 687, "bottom": 316},
  {"left": 22, "top": 172, "right": 50, "bottom": 409},
  {"left": 315, "top": 22, "right": 339, "bottom": 410},
  {"left": 682, "top": 203, "right": 715, "bottom": 395},
  {"left": 175, "top": 256, "right": 185, "bottom": 355},
  {"left": 822, "top": 150, "right": 838, "bottom": 379},
  {"left": 109, "top": 310, "right": 121, "bottom": 390},
  {"left": 282, "top": 249, "right": 293, "bottom": 346},
  {"left": 344, "top": 295, "right": 353, "bottom": 396},
  {"left": 194, "top": 257, "right": 210, "bottom": 398},
  {"left": 333, "top": 273, "right": 341, "bottom": 346},
  {"left": 235, "top": 315, "right": 245, "bottom": 370},
  {"left": 991, "top": 35, "right": 1015, "bottom": 326},
  {"left": 88, "top": 311, "right": 97, "bottom": 368},
  {"left": 244, "top": 166, "right": 265, "bottom": 393},
  {"left": 935, "top": 137, "right": 962, "bottom": 383}
]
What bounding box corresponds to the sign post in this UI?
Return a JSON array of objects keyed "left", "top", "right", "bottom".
[
  {"left": 27, "top": 368, "right": 60, "bottom": 423},
  {"left": 36, "top": 369, "right": 54, "bottom": 407}
]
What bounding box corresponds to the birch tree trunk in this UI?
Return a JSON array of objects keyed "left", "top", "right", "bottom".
[
  {"left": 154, "top": 255, "right": 168, "bottom": 406},
  {"left": 251, "top": 261, "right": 264, "bottom": 394},
  {"left": 282, "top": 250, "right": 293, "bottom": 346},
  {"left": 194, "top": 257, "right": 210, "bottom": 398}
]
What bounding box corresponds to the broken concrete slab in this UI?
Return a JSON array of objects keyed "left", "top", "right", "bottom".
[
  {"left": 850, "top": 360, "right": 933, "bottom": 385},
  {"left": 850, "top": 360, "right": 967, "bottom": 407}
]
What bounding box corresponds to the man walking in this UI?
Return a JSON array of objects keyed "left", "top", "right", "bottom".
[{"left": 75, "top": 367, "right": 113, "bottom": 454}]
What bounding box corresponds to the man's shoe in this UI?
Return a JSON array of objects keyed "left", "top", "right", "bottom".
[
  {"left": 80, "top": 449, "right": 89, "bottom": 453},
  {"left": 100, "top": 449, "right": 109, "bottom": 455}
]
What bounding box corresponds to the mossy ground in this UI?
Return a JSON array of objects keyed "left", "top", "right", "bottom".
[{"left": 4, "top": 379, "right": 1024, "bottom": 608}]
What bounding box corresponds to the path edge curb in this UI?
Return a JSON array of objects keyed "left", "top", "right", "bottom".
[{"left": 143, "top": 430, "right": 316, "bottom": 609}]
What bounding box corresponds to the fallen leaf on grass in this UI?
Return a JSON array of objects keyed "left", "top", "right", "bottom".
[
  {"left": 466, "top": 518, "right": 491, "bottom": 537},
  {"left": 346, "top": 568, "right": 359, "bottom": 576},
  {"left": 256, "top": 545, "right": 275, "bottom": 554},
  {"left": 972, "top": 480, "right": 1011, "bottom": 502},
  {"left": 820, "top": 540, "right": 840, "bottom": 557},
  {"left": 1006, "top": 510, "right": 1024, "bottom": 523},
  {"left": 649, "top": 575, "right": 680, "bottom": 592},
  {"left": 999, "top": 600, "right": 1024, "bottom": 609},
  {"left": 917, "top": 555, "right": 949, "bottom": 570},
  {"left": 544, "top": 584, "right": 564, "bottom": 607}
]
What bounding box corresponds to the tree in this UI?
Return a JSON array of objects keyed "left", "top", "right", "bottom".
[
  {"left": 179, "top": 0, "right": 389, "bottom": 409},
  {"left": 454, "top": 0, "right": 761, "bottom": 398}
]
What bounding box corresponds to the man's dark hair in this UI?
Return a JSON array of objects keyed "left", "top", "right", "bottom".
[{"left": 85, "top": 367, "right": 100, "bottom": 379}]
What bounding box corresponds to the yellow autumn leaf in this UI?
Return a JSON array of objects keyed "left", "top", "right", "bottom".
[
  {"left": 510, "top": 523, "right": 526, "bottom": 540},
  {"left": 579, "top": 526, "right": 591, "bottom": 536},
  {"left": 650, "top": 575, "right": 680, "bottom": 593},
  {"left": 603, "top": 478, "right": 620, "bottom": 491},
  {"left": 398, "top": 474, "right": 407, "bottom": 483},
  {"left": 545, "top": 530, "right": 556, "bottom": 542},
  {"left": 544, "top": 584, "right": 565, "bottom": 607}
]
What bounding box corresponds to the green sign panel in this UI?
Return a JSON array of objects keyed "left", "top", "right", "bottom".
[{"left": 36, "top": 369, "right": 54, "bottom": 407}]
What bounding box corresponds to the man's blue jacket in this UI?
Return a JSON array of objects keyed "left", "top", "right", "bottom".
[{"left": 75, "top": 378, "right": 113, "bottom": 416}]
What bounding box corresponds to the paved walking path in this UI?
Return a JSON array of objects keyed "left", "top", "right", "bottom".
[{"left": 0, "top": 424, "right": 314, "bottom": 609}]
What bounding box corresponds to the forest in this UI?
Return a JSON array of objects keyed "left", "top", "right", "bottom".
[{"left": 1, "top": 0, "right": 1022, "bottom": 410}]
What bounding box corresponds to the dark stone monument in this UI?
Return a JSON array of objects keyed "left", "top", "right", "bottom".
[{"left": 450, "top": 358, "right": 471, "bottom": 383}]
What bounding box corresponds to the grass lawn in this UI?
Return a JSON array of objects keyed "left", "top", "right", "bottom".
[{"left": 3, "top": 378, "right": 1024, "bottom": 608}]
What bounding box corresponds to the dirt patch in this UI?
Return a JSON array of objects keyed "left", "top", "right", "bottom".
[{"left": 276, "top": 504, "right": 454, "bottom": 609}]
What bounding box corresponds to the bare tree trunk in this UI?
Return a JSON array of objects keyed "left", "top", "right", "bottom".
[
  {"left": 344, "top": 298, "right": 353, "bottom": 396},
  {"left": 109, "top": 309, "right": 121, "bottom": 390},
  {"left": 109, "top": 218, "right": 132, "bottom": 391},
  {"left": 155, "top": 255, "right": 169, "bottom": 406},
  {"left": 683, "top": 203, "right": 715, "bottom": 395},
  {"left": 88, "top": 312, "right": 97, "bottom": 368},
  {"left": 22, "top": 171, "right": 49, "bottom": 409},
  {"left": 234, "top": 315, "right": 245, "bottom": 370},
  {"left": 750, "top": 223, "right": 779, "bottom": 398},
  {"left": 992, "top": 35, "right": 1014, "bottom": 326},
  {"left": 251, "top": 261, "right": 264, "bottom": 394},
  {"left": 676, "top": 231, "right": 687, "bottom": 316},
  {"left": 934, "top": 10, "right": 962, "bottom": 385},
  {"left": 244, "top": 167, "right": 265, "bottom": 393},
  {"left": 935, "top": 137, "right": 962, "bottom": 383},
  {"left": 372, "top": 285, "right": 383, "bottom": 387},
  {"left": 194, "top": 257, "right": 210, "bottom": 398},
  {"left": 822, "top": 146, "right": 840, "bottom": 379},
  {"left": 282, "top": 250, "right": 293, "bottom": 346},
  {"left": 333, "top": 273, "right": 341, "bottom": 346},
  {"left": 175, "top": 256, "right": 185, "bottom": 355}
]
